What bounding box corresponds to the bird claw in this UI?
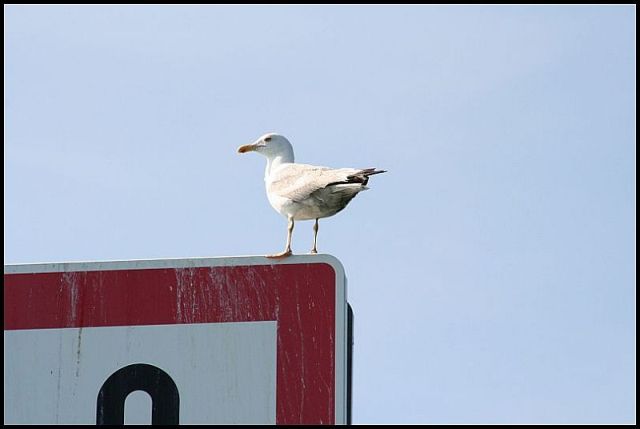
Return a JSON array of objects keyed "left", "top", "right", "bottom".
[
  {"left": 310, "top": 249, "right": 318, "bottom": 254},
  {"left": 266, "top": 249, "right": 293, "bottom": 259}
]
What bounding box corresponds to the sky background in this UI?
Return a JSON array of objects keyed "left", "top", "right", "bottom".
[{"left": 4, "top": 5, "right": 636, "bottom": 424}]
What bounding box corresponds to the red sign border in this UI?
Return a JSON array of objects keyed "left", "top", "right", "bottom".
[{"left": 4, "top": 255, "right": 348, "bottom": 425}]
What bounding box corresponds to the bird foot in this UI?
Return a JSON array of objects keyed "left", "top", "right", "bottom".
[
  {"left": 266, "top": 249, "right": 293, "bottom": 259},
  {"left": 310, "top": 249, "right": 318, "bottom": 254}
]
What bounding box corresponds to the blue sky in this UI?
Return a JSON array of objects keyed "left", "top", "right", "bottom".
[{"left": 4, "top": 5, "right": 635, "bottom": 424}]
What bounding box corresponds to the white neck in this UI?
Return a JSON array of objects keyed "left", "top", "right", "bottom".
[
  {"left": 265, "top": 154, "right": 293, "bottom": 180},
  {"left": 264, "top": 146, "right": 295, "bottom": 180}
]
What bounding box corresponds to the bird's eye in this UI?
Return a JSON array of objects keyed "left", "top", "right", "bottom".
[{"left": 265, "top": 137, "right": 272, "bottom": 142}]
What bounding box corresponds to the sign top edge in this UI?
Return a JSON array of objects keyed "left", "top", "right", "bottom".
[{"left": 4, "top": 254, "right": 345, "bottom": 278}]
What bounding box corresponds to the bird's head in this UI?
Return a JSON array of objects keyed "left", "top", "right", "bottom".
[{"left": 237, "top": 133, "right": 294, "bottom": 161}]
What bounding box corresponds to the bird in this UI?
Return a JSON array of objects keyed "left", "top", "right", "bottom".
[{"left": 237, "top": 133, "right": 386, "bottom": 258}]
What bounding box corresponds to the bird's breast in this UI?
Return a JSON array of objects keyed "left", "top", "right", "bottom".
[{"left": 266, "top": 191, "right": 296, "bottom": 217}]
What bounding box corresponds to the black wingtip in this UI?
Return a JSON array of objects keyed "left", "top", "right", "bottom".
[
  {"left": 362, "top": 168, "right": 387, "bottom": 176},
  {"left": 334, "top": 168, "right": 387, "bottom": 187}
]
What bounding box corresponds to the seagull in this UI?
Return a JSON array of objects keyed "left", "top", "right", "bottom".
[{"left": 237, "top": 133, "right": 386, "bottom": 258}]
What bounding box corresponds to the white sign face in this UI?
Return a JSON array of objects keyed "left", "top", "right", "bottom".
[{"left": 5, "top": 322, "right": 277, "bottom": 424}]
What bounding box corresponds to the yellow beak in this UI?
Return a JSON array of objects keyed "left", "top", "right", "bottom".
[{"left": 237, "top": 143, "right": 258, "bottom": 154}]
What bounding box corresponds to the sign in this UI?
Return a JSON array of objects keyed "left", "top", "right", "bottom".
[{"left": 4, "top": 255, "right": 348, "bottom": 425}]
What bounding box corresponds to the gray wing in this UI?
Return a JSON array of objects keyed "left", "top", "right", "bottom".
[{"left": 268, "top": 163, "right": 385, "bottom": 202}]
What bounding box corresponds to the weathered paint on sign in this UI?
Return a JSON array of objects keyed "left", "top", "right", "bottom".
[{"left": 4, "top": 255, "right": 347, "bottom": 425}]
